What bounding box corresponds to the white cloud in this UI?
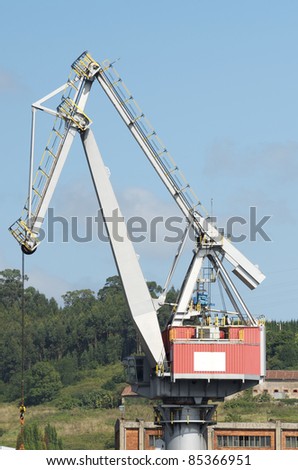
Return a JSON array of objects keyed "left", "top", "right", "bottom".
[
  {"left": 204, "top": 139, "right": 298, "bottom": 181},
  {"left": 53, "top": 178, "right": 98, "bottom": 218},
  {"left": 25, "top": 266, "right": 73, "bottom": 304},
  {"left": 120, "top": 186, "right": 179, "bottom": 220},
  {"left": 202, "top": 139, "right": 298, "bottom": 230},
  {"left": 0, "top": 70, "right": 20, "bottom": 92}
]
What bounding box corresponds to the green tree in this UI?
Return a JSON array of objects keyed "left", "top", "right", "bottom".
[
  {"left": 26, "top": 362, "right": 62, "bottom": 405},
  {"left": 56, "top": 353, "right": 79, "bottom": 385},
  {"left": 266, "top": 321, "right": 298, "bottom": 369},
  {"left": 146, "top": 281, "right": 162, "bottom": 298},
  {"left": 16, "top": 422, "right": 43, "bottom": 449},
  {"left": 97, "top": 276, "right": 123, "bottom": 301},
  {"left": 25, "top": 286, "right": 59, "bottom": 317},
  {"left": 62, "top": 289, "right": 96, "bottom": 309},
  {"left": 16, "top": 423, "right": 63, "bottom": 449},
  {"left": 0, "top": 269, "right": 28, "bottom": 307},
  {"left": 44, "top": 423, "right": 63, "bottom": 449},
  {"left": 158, "top": 286, "right": 180, "bottom": 330},
  {"left": 97, "top": 275, "right": 137, "bottom": 360}
]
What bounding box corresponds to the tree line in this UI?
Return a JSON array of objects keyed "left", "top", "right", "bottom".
[
  {"left": 0, "top": 268, "right": 297, "bottom": 405},
  {"left": 0, "top": 268, "right": 176, "bottom": 404}
]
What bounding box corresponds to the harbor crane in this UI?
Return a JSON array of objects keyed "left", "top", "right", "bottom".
[{"left": 9, "top": 52, "right": 266, "bottom": 450}]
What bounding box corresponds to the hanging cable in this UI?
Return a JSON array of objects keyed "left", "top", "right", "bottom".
[{"left": 18, "top": 251, "right": 26, "bottom": 450}]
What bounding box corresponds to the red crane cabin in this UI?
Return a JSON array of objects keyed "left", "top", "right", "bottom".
[{"left": 163, "top": 324, "right": 265, "bottom": 382}]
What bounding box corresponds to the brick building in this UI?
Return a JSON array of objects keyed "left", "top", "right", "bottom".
[
  {"left": 115, "top": 419, "right": 298, "bottom": 450},
  {"left": 209, "top": 421, "right": 298, "bottom": 450},
  {"left": 252, "top": 370, "right": 298, "bottom": 399},
  {"left": 115, "top": 418, "right": 163, "bottom": 450}
]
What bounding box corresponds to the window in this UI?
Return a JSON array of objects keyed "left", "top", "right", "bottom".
[
  {"left": 286, "top": 436, "right": 298, "bottom": 449},
  {"left": 149, "top": 435, "right": 157, "bottom": 447},
  {"left": 217, "top": 435, "right": 271, "bottom": 448}
]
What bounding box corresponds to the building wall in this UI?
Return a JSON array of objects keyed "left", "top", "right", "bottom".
[
  {"left": 115, "top": 419, "right": 162, "bottom": 450},
  {"left": 144, "top": 429, "right": 164, "bottom": 450},
  {"left": 125, "top": 429, "right": 139, "bottom": 450},
  {"left": 115, "top": 419, "right": 298, "bottom": 450},
  {"left": 282, "top": 430, "right": 298, "bottom": 450},
  {"left": 209, "top": 422, "right": 298, "bottom": 450},
  {"left": 211, "top": 427, "right": 276, "bottom": 450},
  {"left": 252, "top": 381, "right": 298, "bottom": 399}
]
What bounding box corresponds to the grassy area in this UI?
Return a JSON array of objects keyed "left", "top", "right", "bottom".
[
  {"left": 2, "top": 397, "right": 298, "bottom": 450},
  {"left": 1, "top": 366, "right": 298, "bottom": 450},
  {"left": 0, "top": 363, "right": 156, "bottom": 450},
  {"left": 216, "top": 394, "right": 298, "bottom": 423},
  {"left": 0, "top": 400, "right": 156, "bottom": 450}
]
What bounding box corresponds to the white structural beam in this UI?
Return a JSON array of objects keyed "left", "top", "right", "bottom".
[
  {"left": 175, "top": 251, "right": 205, "bottom": 318},
  {"left": 32, "top": 79, "right": 93, "bottom": 231},
  {"left": 81, "top": 128, "right": 165, "bottom": 367}
]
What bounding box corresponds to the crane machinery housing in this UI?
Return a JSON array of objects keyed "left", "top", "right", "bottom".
[{"left": 9, "top": 51, "right": 266, "bottom": 450}]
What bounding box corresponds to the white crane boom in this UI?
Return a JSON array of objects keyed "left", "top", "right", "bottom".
[
  {"left": 94, "top": 60, "right": 265, "bottom": 291},
  {"left": 81, "top": 128, "right": 165, "bottom": 366}
]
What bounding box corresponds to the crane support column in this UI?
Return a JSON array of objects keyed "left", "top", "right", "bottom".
[{"left": 155, "top": 403, "right": 217, "bottom": 450}]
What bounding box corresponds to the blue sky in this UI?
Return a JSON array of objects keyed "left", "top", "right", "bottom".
[{"left": 1, "top": 0, "right": 297, "bottom": 321}]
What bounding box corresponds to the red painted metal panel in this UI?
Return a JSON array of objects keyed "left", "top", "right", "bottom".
[
  {"left": 165, "top": 326, "right": 262, "bottom": 378},
  {"left": 166, "top": 326, "right": 260, "bottom": 343},
  {"left": 169, "top": 327, "right": 196, "bottom": 340},
  {"left": 243, "top": 327, "right": 260, "bottom": 343},
  {"left": 228, "top": 327, "right": 241, "bottom": 340},
  {"left": 171, "top": 335, "right": 261, "bottom": 376}
]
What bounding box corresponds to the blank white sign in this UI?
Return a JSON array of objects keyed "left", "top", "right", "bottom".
[{"left": 194, "top": 352, "right": 226, "bottom": 372}]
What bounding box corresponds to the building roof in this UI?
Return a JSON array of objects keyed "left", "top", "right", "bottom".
[
  {"left": 266, "top": 370, "right": 298, "bottom": 381},
  {"left": 121, "top": 385, "right": 138, "bottom": 397}
]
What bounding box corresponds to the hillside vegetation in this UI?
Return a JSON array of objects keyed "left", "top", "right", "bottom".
[{"left": 1, "top": 268, "right": 298, "bottom": 449}]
